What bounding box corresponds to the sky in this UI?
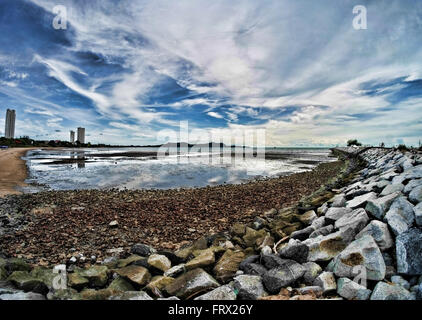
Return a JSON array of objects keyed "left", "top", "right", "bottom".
[{"left": 0, "top": 0, "right": 421, "bottom": 147}]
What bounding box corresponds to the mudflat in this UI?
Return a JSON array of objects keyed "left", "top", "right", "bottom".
[{"left": 0, "top": 148, "right": 34, "bottom": 197}]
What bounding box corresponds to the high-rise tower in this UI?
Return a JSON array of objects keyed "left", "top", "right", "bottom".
[
  {"left": 5, "top": 109, "right": 16, "bottom": 139},
  {"left": 77, "top": 127, "right": 85, "bottom": 144},
  {"left": 70, "top": 130, "right": 75, "bottom": 143}
]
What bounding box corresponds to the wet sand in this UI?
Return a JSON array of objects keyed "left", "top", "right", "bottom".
[{"left": 0, "top": 148, "right": 36, "bottom": 197}]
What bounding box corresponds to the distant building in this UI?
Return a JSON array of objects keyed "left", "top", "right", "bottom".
[
  {"left": 70, "top": 130, "right": 75, "bottom": 143},
  {"left": 5, "top": 109, "right": 16, "bottom": 139},
  {"left": 77, "top": 127, "right": 85, "bottom": 144}
]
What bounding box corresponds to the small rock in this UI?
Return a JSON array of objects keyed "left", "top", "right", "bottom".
[
  {"left": 213, "top": 250, "right": 245, "bottom": 283},
  {"left": 262, "top": 260, "right": 305, "bottom": 293},
  {"left": 370, "top": 282, "right": 413, "bottom": 300},
  {"left": 131, "top": 243, "right": 156, "bottom": 257},
  {"left": 313, "top": 272, "right": 336, "bottom": 294},
  {"left": 0, "top": 291, "right": 46, "bottom": 300},
  {"left": 331, "top": 194, "right": 346, "bottom": 207},
  {"left": 164, "top": 264, "right": 185, "bottom": 278},
  {"left": 309, "top": 225, "right": 334, "bottom": 238},
  {"left": 147, "top": 254, "right": 172, "bottom": 272},
  {"left": 108, "top": 220, "right": 118, "bottom": 228},
  {"left": 233, "top": 275, "right": 268, "bottom": 300},
  {"left": 325, "top": 207, "right": 353, "bottom": 223},
  {"left": 302, "top": 262, "right": 323, "bottom": 285},
  {"left": 109, "top": 291, "right": 153, "bottom": 300},
  {"left": 295, "top": 286, "right": 323, "bottom": 297},
  {"left": 391, "top": 275, "right": 410, "bottom": 290},
  {"left": 279, "top": 239, "right": 309, "bottom": 263},
  {"left": 298, "top": 210, "right": 317, "bottom": 225},
  {"left": 290, "top": 226, "right": 315, "bottom": 241},
  {"left": 116, "top": 265, "right": 151, "bottom": 286},
  {"left": 337, "top": 278, "right": 371, "bottom": 300},
  {"left": 194, "top": 284, "right": 237, "bottom": 300}
]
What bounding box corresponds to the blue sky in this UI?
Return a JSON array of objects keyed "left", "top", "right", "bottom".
[{"left": 0, "top": 0, "right": 421, "bottom": 146}]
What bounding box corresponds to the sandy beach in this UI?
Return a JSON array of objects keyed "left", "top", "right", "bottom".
[{"left": 0, "top": 148, "right": 34, "bottom": 197}]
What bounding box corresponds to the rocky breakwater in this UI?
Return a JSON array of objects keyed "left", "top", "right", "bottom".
[{"left": 1, "top": 147, "right": 422, "bottom": 300}]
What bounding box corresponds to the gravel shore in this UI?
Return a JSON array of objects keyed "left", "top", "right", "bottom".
[{"left": 0, "top": 159, "right": 345, "bottom": 266}]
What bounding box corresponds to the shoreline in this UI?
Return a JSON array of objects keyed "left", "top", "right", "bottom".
[{"left": 0, "top": 147, "right": 36, "bottom": 198}]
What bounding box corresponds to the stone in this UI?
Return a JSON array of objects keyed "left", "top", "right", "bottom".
[
  {"left": 299, "top": 210, "right": 317, "bottom": 225},
  {"left": 391, "top": 275, "right": 410, "bottom": 290},
  {"left": 261, "top": 254, "right": 288, "bottom": 269},
  {"left": 194, "top": 284, "right": 237, "bottom": 300},
  {"left": 404, "top": 179, "right": 422, "bottom": 194},
  {"left": 396, "top": 228, "right": 422, "bottom": 275},
  {"left": 290, "top": 226, "right": 315, "bottom": 241},
  {"left": 243, "top": 227, "right": 267, "bottom": 247},
  {"left": 68, "top": 272, "right": 89, "bottom": 290},
  {"left": 108, "top": 291, "right": 153, "bottom": 300},
  {"left": 131, "top": 243, "right": 156, "bottom": 257},
  {"left": 317, "top": 202, "right": 329, "bottom": 215},
  {"left": 233, "top": 275, "right": 268, "bottom": 300},
  {"left": 146, "top": 276, "right": 175, "bottom": 293},
  {"left": 333, "top": 235, "right": 385, "bottom": 281},
  {"left": 409, "top": 185, "right": 422, "bottom": 204},
  {"left": 147, "top": 254, "right": 172, "bottom": 272},
  {"left": 185, "top": 250, "right": 215, "bottom": 271},
  {"left": 414, "top": 202, "right": 422, "bottom": 226},
  {"left": 334, "top": 208, "right": 369, "bottom": 235},
  {"left": 165, "top": 268, "right": 219, "bottom": 299},
  {"left": 311, "top": 216, "right": 326, "bottom": 230},
  {"left": 325, "top": 207, "right": 353, "bottom": 223},
  {"left": 355, "top": 220, "right": 393, "bottom": 251},
  {"left": 279, "top": 239, "right": 309, "bottom": 263},
  {"left": 108, "top": 277, "right": 135, "bottom": 292},
  {"left": 331, "top": 194, "right": 346, "bottom": 207},
  {"left": 7, "top": 271, "right": 48, "bottom": 294},
  {"left": 302, "top": 262, "right": 323, "bottom": 285},
  {"left": 213, "top": 250, "right": 245, "bottom": 283},
  {"left": 346, "top": 192, "right": 377, "bottom": 209},
  {"left": 304, "top": 228, "right": 355, "bottom": 262},
  {"left": 30, "top": 267, "right": 57, "bottom": 290},
  {"left": 309, "top": 225, "right": 334, "bottom": 238},
  {"left": 164, "top": 264, "right": 185, "bottom": 278},
  {"left": 76, "top": 266, "right": 109, "bottom": 287},
  {"left": 231, "top": 223, "right": 246, "bottom": 236},
  {"left": 295, "top": 286, "right": 323, "bottom": 297},
  {"left": 117, "top": 255, "right": 143, "bottom": 268},
  {"left": 337, "top": 278, "right": 371, "bottom": 300},
  {"left": 109, "top": 220, "right": 118, "bottom": 228},
  {"left": 262, "top": 260, "right": 305, "bottom": 293},
  {"left": 5, "top": 258, "right": 32, "bottom": 273},
  {"left": 116, "top": 265, "right": 151, "bottom": 286},
  {"left": 385, "top": 196, "right": 415, "bottom": 236},
  {"left": 241, "top": 263, "right": 268, "bottom": 277},
  {"left": 252, "top": 217, "right": 267, "bottom": 230},
  {"left": 0, "top": 291, "right": 46, "bottom": 300},
  {"left": 313, "top": 272, "right": 336, "bottom": 294},
  {"left": 380, "top": 183, "right": 404, "bottom": 196},
  {"left": 365, "top": 192, "right": 401, "bottom": 220},
  {"left": 46, "top": 288, "right": 80, "bottom": 300},
  {"left": 370, "top": 282, "right": 413, "bottom": 300}
]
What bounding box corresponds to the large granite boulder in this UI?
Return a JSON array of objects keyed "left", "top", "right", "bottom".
[
  {"left": 385, "top": 196, "right": 415, "bottom": 236},
  {"left": 325, "top": 207, "right": 352, "bottom": 224},
  {"left": 332, "top": 235, "right": 385, "bottom": 281},
  {"left": 365, "top": 192, "right": 401, "bottom": 220},
  {"left": 279, "top": 239, "right": 309, "bottom": 263},
  {"left": 396, "top": 228, "right": 422, "bottom": 275},
  {"left": 355, "top": 220, "right": 393, "bottom": 251},
  {"left": 346, "top": 192, "right": 377, "bottom": 209},
  {"left": 337, "top": 278, "right": 371, "bottom": 300},
  {"left": 409, "top": 185, "right": 422, "bottom": 204},
  {"left": 334, "top": 208, "right": 369, "bottom": 235}
]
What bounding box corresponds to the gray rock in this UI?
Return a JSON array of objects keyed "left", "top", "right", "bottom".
[
  {"left": 355, "top": 220, "right": 393, "bottom": 251},
  {"left": 241, "top": 263, "right": 267, "bottom": 277},
  {"left": 317, "top": 202, "right": 329, "bottom": 215},
  {"left": 365, "top": 192, "right": 401, "bottom": 220},
  {"left": 346, "top": 192, "right": 377, "bottom": 209},
  {"left": 0, "top": 291, "right": 46, "bottom": 300},
  {"left": 131, "top": 243, "right": 156, "bottom": 257},
  {"left": 313, "top": 272, "right": 336, "bottom": 294},
  {"left": 311, "top": 216, "right": 326, "bottom": 230},
  {"left": 370, "top": 282, "right": 413, "bottom": 300},
  {"left": 396, "top": 228, "right": 422, "bottom": 275},
  {"left": 260, "top": 245, "right": 272, "bottom": 256},
  {"left": 409, "top": 185, "right": 422, "bottom": 204},
  {"left": 417, "top": 283, "right": 422, "bottom": 300},
  {"left": 309, "top": 225, "right": 334, "bottom": 238},
  {"left": 337, "top": 278, "right": 371, "bottom": 300},
  {"left": 380, "top": 183, "right": 404, "bottom": 196},
  {"left": 391, "top": 275, "right": 410, "bottom": 290},
  {"left": 262, "top": 261, "right": 305, "bottom": 293},
  {"left": 331, "top": 194, "right": 346, "bottom": 207},
  {"left": 163, "top": 264, "right": 185, "bottom": 278},
  {"left": 299, "top": 210, "right": 317, "bottom": 225},
  {"left": 194, "top": 284, "right": 237, "bottom": 300},
  {"left": 325, "top": 207, "right": 353, "bottom": 223},
  {"left": 403, "top": 179, "right": 422, "bottom": 194},
  {"left": 302, "top": 262, "right": 323, "bottom": 285},
  {"left": 385, "top": 196, "right": 415, "bottom": 236},
  {"left": 261, "top": 254, "right": 288, "bottom": 269},
  {"left": 295, "top": 286, "right": 323, "bottom": 296},
  {"left": 279, "top": 239, "right": 309, "bottom": 263},
  {"left": 334, "top": 208, "right": 369, "bottom": 235},
  {"left": 333, "top": 235, "right": 386, "bottom": 281},
  {"left": 304, "top": 228, "right": 355, "bottom": 262},
  {"left": 290, "top": 226, "right": 315, "bottom": 241},
  {"left": 414, "top": 202, "right": 422, "bottom": 226},
  {"left": 376, "top": 180, "right": 390, "bottom": 190},
  {"left": 109, "top": 291, "right": 153, "bottom": 300},
  {"left": 233, "top": 275, "right": 268, "bottom": 300}
]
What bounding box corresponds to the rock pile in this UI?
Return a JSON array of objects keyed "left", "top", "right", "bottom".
[{"left": 1, "top": 147, "right": 422, "bottom": 300}]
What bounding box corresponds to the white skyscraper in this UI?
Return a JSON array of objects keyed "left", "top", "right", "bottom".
[
  {"left": 5, "top": 109, "right": 16, "bottom": 139},
  {"left": 77, "top": 127, "right": 85, "bottom": 144},
  {"left": 70, "top": 130, "right": 75, "bottom": 143}
]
